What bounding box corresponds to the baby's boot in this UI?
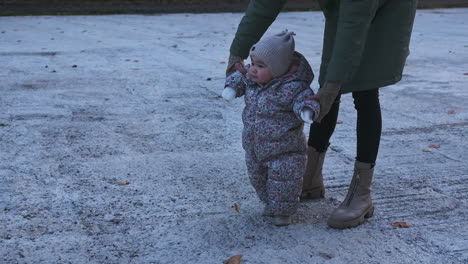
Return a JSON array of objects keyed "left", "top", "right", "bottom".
[
  {"left": 272, "top": 215, "right": 291, "bottom": 226},
  {"left": 262, "top": 204, "right": 274, "bottom": 217}
]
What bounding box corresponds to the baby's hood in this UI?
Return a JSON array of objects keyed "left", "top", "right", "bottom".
[{"left": 279, "top": 51, "right": 314, "bottom": 86}]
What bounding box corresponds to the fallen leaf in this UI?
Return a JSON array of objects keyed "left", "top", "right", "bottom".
[
  {"left": 391, "top": 221, "right": 412, "bottom": 228},
  {"left": 233, "top": 203, "right": 240, "bottom": 213},
  {"left": 133, "top": 60, "right": 139, "bottom": 63},
  {"left": 428, "top": 144, "right": 440, "bottom": 148},
  {"left": 117, "top": 181, "right": 130, "bottom": 185},
  {"left": 463, "top": 73, "right": 468, "bottom": 75},
  {"left": 223, "top": 254, "right": 243, "bottom": 264},
  {"left": 448, "top": 110, "right": 456, "bottom": 114},
  {"left": 422, "top": 148, "right": 432, "bottom": 152},
  {"left": 336, "top": 120, "right": 343, "bottom": 124}
]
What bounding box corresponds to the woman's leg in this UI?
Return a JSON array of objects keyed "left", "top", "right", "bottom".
[
  {"left": 302, "top": 94, "right": 341, "bottom": 200},
  {"left": 327, "top": 88, "right": 381, "bottom": 229},
  {"left": 308, "top": 94, "right": 341, "bottom": 152},
  {"left": 353, "top": 89, "right": 382, "bottom": 164}
]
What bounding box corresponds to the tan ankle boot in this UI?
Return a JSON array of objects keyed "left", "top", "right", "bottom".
[
  {"left": 327, "top": 161, "right": 375, "bottom": 229},
  {"left": 300, "top": 146, "right": 326, "bottom": 200}
]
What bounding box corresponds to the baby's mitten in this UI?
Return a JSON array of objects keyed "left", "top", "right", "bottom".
[
  {"left": 222, "top": 87, "right": 237, "bottom": 101},
  {"left": 300, "top": 108, "right": 315, "bottom": 123}
]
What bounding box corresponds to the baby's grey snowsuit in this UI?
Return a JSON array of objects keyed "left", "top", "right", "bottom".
[{"left": 225, "top": 52, "right": 320, "bottom": 216}]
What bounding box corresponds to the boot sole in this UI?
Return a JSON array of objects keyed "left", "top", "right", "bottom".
[
  {"left": 262, "top": 212, "right": 274, "bottom": 217},
  {"left": 300, "top": 188, "right": 325, "bottom": 201},
  {"left": 327, "top": 206, "right": 375, "bottom": 229}
]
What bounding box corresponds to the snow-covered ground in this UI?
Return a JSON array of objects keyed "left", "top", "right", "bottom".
[{"left": 1, "top": 8, "right": 467, "bottom": 264}]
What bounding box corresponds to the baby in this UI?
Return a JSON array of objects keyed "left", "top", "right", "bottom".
[{"left": 222, "top": 31, "right": 320, "bottom": 226}]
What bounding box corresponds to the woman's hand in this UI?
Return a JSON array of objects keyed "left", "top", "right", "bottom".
[
  {"left": 307, "top": 81, "right": 341, "bottom": 123},
  {"left": 226, "top": 54, "right": 246, "bottom": 76}
]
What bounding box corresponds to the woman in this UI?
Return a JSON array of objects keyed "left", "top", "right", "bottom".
[{"left": 226, "top": 0, "right": 418, "bottom": 229}]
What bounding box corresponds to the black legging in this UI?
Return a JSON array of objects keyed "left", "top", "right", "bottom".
[{"left": 308, "top": 89, "right": 382, "bottom": 164}]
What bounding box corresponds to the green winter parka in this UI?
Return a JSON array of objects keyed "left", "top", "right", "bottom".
[{"left": 229, "top": 0, "right": 418, "bottom": 93}]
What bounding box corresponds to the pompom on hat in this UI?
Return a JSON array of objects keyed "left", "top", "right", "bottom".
[{"left": 249, "top": 30, "right": 296, "bottom": 78}]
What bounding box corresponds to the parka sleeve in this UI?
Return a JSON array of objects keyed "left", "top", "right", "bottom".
[
  {"left": 325, "top": 0, "right": 379, "bottom": 82},
  {"left": 230, "top": 0, "right": 288, "bottom": 59},
  {"left": 225, "top": 67, "right": 249, "bottom": 97}
]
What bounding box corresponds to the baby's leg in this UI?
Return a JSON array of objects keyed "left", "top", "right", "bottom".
[
  {"left": 266, "top": 153, "right": 306, "bottom": 216},
  {"left": 245, "top": 151, "right": 268, "bottom": 203}
]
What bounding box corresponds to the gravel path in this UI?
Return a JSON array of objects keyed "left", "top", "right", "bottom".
[{"left": 1, "top": 9, "right": 467, "bottom": 264}]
